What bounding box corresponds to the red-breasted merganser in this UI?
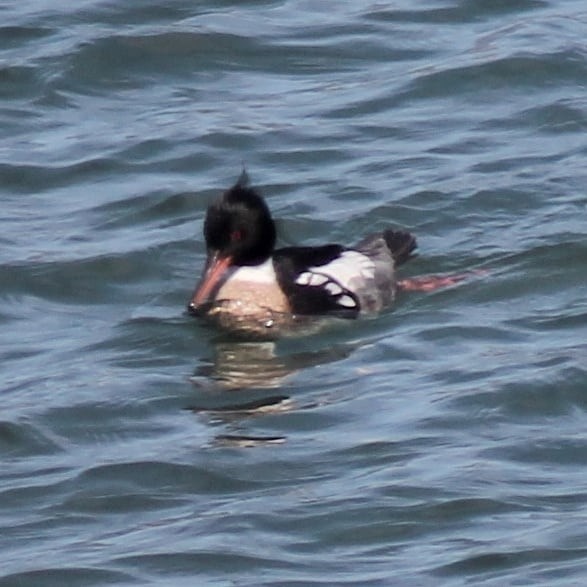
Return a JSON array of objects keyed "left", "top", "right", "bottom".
[{"left": 187, "top": 176, "right": 429, "bottom": 337}]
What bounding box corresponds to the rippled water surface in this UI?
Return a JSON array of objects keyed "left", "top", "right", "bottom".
[{"left": 1, "top": 1, "right": 587, "bottom": 585}]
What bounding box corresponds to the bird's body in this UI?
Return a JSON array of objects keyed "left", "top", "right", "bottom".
[{"left": 188, "top": 176, "right": 417, "bottom": 338}]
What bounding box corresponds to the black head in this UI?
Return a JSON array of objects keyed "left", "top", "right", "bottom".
[{"left": 204, "top": 179, "right": 276, "bottom": 266}]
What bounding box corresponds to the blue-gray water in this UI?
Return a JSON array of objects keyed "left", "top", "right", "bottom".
[{"left": 1, "top": 1, "right": 587, "bottom": 585}]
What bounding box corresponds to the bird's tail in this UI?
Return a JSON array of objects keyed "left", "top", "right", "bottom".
[{"left": 383, "top": 229, "right": 417, "bottom": 266}]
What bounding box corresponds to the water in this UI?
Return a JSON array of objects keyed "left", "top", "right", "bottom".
[{"left": 1, "top": 1, "right": 586, "bottom": 585}]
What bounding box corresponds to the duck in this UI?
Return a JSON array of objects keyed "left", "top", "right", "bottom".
[{"left": 187, "top": 175, "right": 419, "bottom": 337}]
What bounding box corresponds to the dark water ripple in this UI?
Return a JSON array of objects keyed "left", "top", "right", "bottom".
[{"left": 1, "top": 0, "right": 587, "bottom": 585}]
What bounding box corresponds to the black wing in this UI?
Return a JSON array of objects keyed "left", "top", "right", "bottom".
[{"left": 273, "top": 245, "right": 360, "bottom": 318}]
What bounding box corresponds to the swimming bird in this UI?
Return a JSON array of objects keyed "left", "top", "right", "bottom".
[{"left": 187, "top": 176, "right": 419, "bottom": 337}]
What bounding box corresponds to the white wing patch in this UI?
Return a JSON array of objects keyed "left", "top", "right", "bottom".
[
  {"left": 314, "top": 251, "right": 375, "bottom": 289},
  {"left": 337, "top": 295, "right": 357, "bottom": 308},
  {"left": 294, "top": 251, "right": 375, "bottom": 310},
  {"left": 324, "top": 281, "right": 343, "bottom": 296},
  {"left": 296, "top": 272, "right": 329, "bottom": 287}
]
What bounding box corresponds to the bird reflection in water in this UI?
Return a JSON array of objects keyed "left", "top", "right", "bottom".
[
  {"left": 193, "top": 341, "right": 295, "bottom": 390},
  {"left": 188, "top": 339, "right": 351, "bottom": 446},
  {"left": 192, "top": 339, "right": 351, "bottom": 390}
]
